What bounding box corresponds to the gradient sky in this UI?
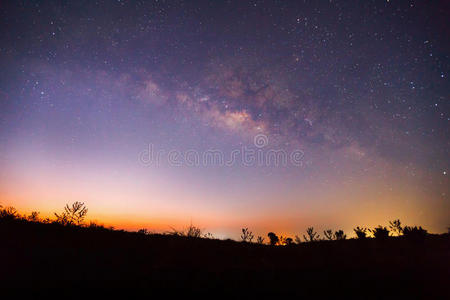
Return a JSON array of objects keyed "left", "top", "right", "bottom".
[{"left": 0, "top": 1, "right": 448, "bottom": 239}]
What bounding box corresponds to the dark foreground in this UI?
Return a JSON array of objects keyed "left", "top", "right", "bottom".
[{"left": 1, "top": 219, "right": 449, "bottom": 297}]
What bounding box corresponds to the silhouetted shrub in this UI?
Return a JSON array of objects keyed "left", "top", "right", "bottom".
[
  {"left": 303, "top": 227, "right": 320, "bottom": 242},
  {"left": 203, "top": 232, "right": 214, "bottom": 239},
  {"left": 88, "top": 221, "right": 105, "bottom": 230},
  {"left": 54, "top": 201, "right": 88, "bottom": 226},
  {"left": 42, "top": 218, "right": 51, "bottom": 224},
  {"left": 371, "top": 226, "right": 390, "bottom": 239},
  {"left": 256, "top": 236, "right": 265, "bottom": 244},
  {"left": 277, "top": 236, "right": 294, "bottom": 245},
  {"left": 54, "top": 213, "right": 70, "bottom": 226},
  {"left": 334, "top": 230, "right": 346, "bottom": 240},
  {"left": 186, "top": 224, "right": 202, "bottom": 237},
  {"left": 0, "top": 206, "right": 19, "bottom": 221},
  {"left": 389, "top": 219, "right": 403, "bottom": 236},
  {"left": 354, "top": 227, "right": 368, "bottom": 239},
  {"left": 267, "top": 232, "right": 279, "bottom": 246},
  {"left": 138, "top": 228, "right": 150, "bottom": 235},
  {"left": 403, "top": 226, "right": 427, "bottom": 240},
  {"left": 27, "top": 211, "right": 40, "bottom": 222},
  {"left": 240, "top": 228, "right": 254, "bottom": 242},
  {"left": 294, "top": 235, "right": 302, "bottom": 244},
  {"left": 171, "top": 224, "right": 203, "bottom": 237},
  {"left": 323, "top": 229, "right": 334, "bottom": 240}
]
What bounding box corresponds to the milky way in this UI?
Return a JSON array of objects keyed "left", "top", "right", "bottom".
[{"left": 0, "top": 1, "right": 448, "bottom": 237}]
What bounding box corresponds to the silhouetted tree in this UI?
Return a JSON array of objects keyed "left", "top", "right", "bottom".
[
  {"left": 241, "top": 227, "right": 254, "bottom": 242},
  {"left": 54, "top": 201, "right": 88, "bottom": 226},
  {"left": 303, "top": 227, "right": 320, "bottom": 242},
  {"left": 285, "top": 237, "right": 293, "bottom": 245},
  {"left": 354, "top": 227, "right": 368, "bottom": 239},
  {"left": 323, "top": 229, "right": 334, "bottom": 240},
  {"left": 256, "top": 236, "right": 265, "bottom": 244},
  {"left": 371, "top": 226, "right": 390, "bottom": 239},
  {"left": 334, "top": 230, "right": 347, "bottom": 240},
  {"left": 403, "top": 226, "right": 427, "bottom": 240},
  {"left": 268, "top": 232, "right": 279, "bottom": 246}
]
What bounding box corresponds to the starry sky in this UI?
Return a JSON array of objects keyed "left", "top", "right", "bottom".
[{"left": 0, "top": 0, "right": 448, "bottom": 238}]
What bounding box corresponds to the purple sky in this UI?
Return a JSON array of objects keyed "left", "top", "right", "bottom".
[{"left": 0, "top": 1, "right": 448, "bottom": 238}]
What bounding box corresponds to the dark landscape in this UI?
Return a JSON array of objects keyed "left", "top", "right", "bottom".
[{"left": 1, "top": 204, "right": 449, "bottom": 296}]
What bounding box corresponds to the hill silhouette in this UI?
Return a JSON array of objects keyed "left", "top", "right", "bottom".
[{"left": 0, "top": 204, "right": 449, "bottom": 296}]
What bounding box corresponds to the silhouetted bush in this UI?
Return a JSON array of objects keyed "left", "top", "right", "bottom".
[
  {"left": 277, "top": 236, "right": 294, "bottom": 245},
  {"left": 88, "top": 221, "right": 106, "bottom": 230},
  {"left": 240, "top": 228, "right": 254, "bottom": 242},
  {"left": 403, "top": 226, "right": 427, "bottom": 240},
  {"left": 267, "top": 232, "right": 279, "bottom": 246},
  {"left": 294, "top": 235, "right": 302, "bottom": 244},
  {"left": 0, "top": 206, "right": 19, "bottom": 221},
  {"left": 42, "top": 217, "right": 52, "bottom": 224},
  {"left": 303, "top": 227, "right": 320, "bottom": 242},
  {"left": 54, "top": 201, "right": 88, "bottom": 226},
  {"left": 389, "top": 219, "right": 403, "bottom": 236},
  {"left": 334, "top": 230, "right": 346, "bottom": 240},
  {"left": 371, "top": 226, "right": 390, "bottom": 239},
  {"left": 354, "top": 227, "right": 368, "bottom": 239},
  {"left": 27, "top": 211, "right": 40, "bottom": 222},
  {"left": 138, "top": 228, "right": 150, "bottom": 235},
  {"left": 171, "top": 224, "right": 203, "bottom": 237},
  {"left": 203, "top": 232, "right": 214, "bottom": 239},
  {"left": 256, "top": 236, "right": 265, "bottom": 244},
  {"left": 323, "top": 229, "right": 334, "bottom": 240},
  {"left": 186, "top": 224, "right": 202, "bottom": 237}
]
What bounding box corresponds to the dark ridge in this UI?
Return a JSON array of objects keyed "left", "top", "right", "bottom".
[{"left": 1, "top": 210, "right": 449, "bottom": 296}]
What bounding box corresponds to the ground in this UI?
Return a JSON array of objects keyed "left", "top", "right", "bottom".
[{"left": 1, "top": 218, "right": 448, "bottom": 297}]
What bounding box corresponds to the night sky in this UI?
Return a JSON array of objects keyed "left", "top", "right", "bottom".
[{"left": 0, "top": 1, "right": 448, "bottom": 238}]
